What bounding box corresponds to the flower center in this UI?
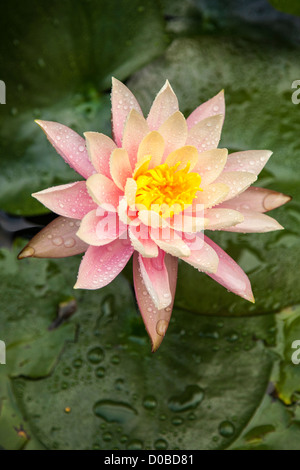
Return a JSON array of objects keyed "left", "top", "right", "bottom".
[{"left": 134, "top": 160, "right": 202, "bottom": 217}]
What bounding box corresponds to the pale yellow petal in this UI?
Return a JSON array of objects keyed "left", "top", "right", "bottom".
[
  {"left": 186, "top": 114, "right": 223, "bottom": 152},
  {"left": 193, "top": 148, "right": 228, "bottom": 186},
  {"left": 109, "top": 148, "right": 132, "bottom": 190},
  {"left": 216, "top": 171, "right": 257, "bottom": 201},
  {"left": 192, "top": 183, "right": 230, "bottom": 209},
  {"left": 137, "top": 131, "right": 165, "bottom": 169},
  {"left": 158, "top": 111, "right": 188, "bottom": 157},
  {"left": 204, "top": 208, "right": 244, "bottom": 230},
  {"left": 164, "top": 145, "right": 198, "bottom": 171},
  {"left": 122, "top": 109, "right": 149, "bottom": 168},
  {"left": 124, "top": 178, "right": 137, "bottom": 209}
]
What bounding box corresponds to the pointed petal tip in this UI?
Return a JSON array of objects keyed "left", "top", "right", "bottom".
[
  {"left": 263, "top": 192, "right": 292, "bottom": 211},
  {"left": 151, "top": 332, "right": 165, "bottom": 353},
  {"left": 111, "top": 76, "right": 118, "bottom": 86},
  {"left": 151, "top": 340, "right": 162, "bottom": 353},
  {"left": 35, "top": 119, "right": 47, "bottom": 130},
  {"left": 17, "top": 245, "right": 35, "bottom": 260},
  {"left": 150, "top": 317, "right": 171, "bottom": 352}
]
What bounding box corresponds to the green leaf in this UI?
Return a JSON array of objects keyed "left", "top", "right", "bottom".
[
  {"left": 14, "top": 308, "right": 275, "bottom": 450},
  {"left": 0, "top": 0, "right": 168, "bottom": 215},
  {"left": 0, "top": 244, "right": 276, "bottom": 449},
  {"left": 228, "top": 394, "right": 300, "bottom": 450},
  {"left": 268, "top": 0, "right": 300, "bottom": 16},
  {"left": 0, "top": 245, "right": 77, "bottom": 449},
  {"left": 271, "top": 305, "right": 300, "bottom": 405}
]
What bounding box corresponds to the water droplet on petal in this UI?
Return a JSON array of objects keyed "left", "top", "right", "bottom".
[
  {"left": 64, "top": 237, "right": 75, "bottom": 248},
  {"left": 156, "top": 319, "right": 168, "bottom": 336},
  {"left": 52, "top": 237, "right": 63, "bottom": 246}
]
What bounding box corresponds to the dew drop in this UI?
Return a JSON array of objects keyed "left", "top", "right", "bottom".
[
  {"left": 218, "top": 420, "right": 235, "bottom": 437},
  {"left": 143, "top": 396, "right": 157, "bottom": 410},
  {"left": 64, "top": 237, "right": 76, "bottom": 248},
  {"left": 154, "top": 439, "right": 168, "bottom": 450},
  {"left": 72, "top": 358, "right": 83, "bottom": 368},
  {"left": 93, "top": 400, "right": 137, "bottom": 423},
  {"left": 156, "top": 319, "right": 168, "bottom": 336},
  {"left": 126, "top": 440, "right": 143, "bottom": 450},
  {"left": 168, "top": 385, "right": 204, "bottom": 412},
  {"left": 87, "top": 347, "right": 105, "bottom": 364},
  {"left": 95, "top": 366, "right": 105, "bottom": 378},
  {"left": 52, "top": 237, "right": 63, "bottom": 246}
]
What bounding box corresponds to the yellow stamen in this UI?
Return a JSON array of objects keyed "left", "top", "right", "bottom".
[{"left": 134, "top": 160, "right": 202, "bottom": 218}]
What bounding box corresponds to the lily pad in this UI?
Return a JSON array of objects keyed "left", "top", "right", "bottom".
[
  {"left": 0, "top": 243, "right": 277, "bottom": 449},
  {"left": 0, "top": 245, "right": 77, "bottom": 449}
]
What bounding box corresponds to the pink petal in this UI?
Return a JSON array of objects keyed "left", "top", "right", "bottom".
[
  {"left": 86, "top": 174, "right": 123, "bottom": 209},
  {"left": 138, "top": 210, "right": 168, "bottom": 229},
  {"left": 111, "top": 77, "right": 143, "bottom": 147},
  {"left": 76, "top": 209, "right": 127, "bottom": 246},
  {"left": 218, "top": 187, "right": 291, "bottom": 213},
  {"left": 124, "top": 178, "right": 138, "bottom": 208},
  {"left": 128, "top": 226, "right": 159, "bottom": 258},
  {"left": 110, "top": 148, "right": 132, "bottom": 190},
  {"left": 186, "top": 115, "right": 223, "bottom": 153},
  {"left": 133, "top": 251, "right": 178, "bottom": 352},
  {"left": 138, "top": 251, "right": 172, "bottom": 310},
  {"left": 166, "top": 213, "right": 206, "bottom": 233},
  {"left": 215, "top": 171, "right": 257, "bottom": 201},
  {"left": 222, "top": 209, "right": 284, "bottom": 233},
  {"left": 186, "top": 90, "right": 225, "bottom": 129},
  {"left": 182, "top": 234, "right": 219, "bottom": 273},
  {"left": 147, "top": 80, "right": 179, "bottom": 131},
  {"left": 122, "top": 109, "right": 149, "bottom": 169},
  {"left": 150, "top": 228, "right": 190, "bottom": 257},
  {"left": 36, "top": 120, "right": 95, "bottom": 179},
  {"left": 223, "top": 150, "right": 272, "bottom": 175},
  {"left": 204, "top": 235, "right": 254, "bottom": 302},
  {"left": 32, "top": 181, "right": 96, "bottom": 219},
  {"left": 118, "top": 196, "right": 140, "bottom": 226},
  {"left": 18, "top": 216, "right": 88, "bottom": 259},
  {"left": 158, "top": 111, "right": 188, "bottom": 157},
  {"left": 189, "top": 183, "right": 229, "bottom": 210},
  {"left": 84, "top": 132, "right": 116, "bottom": 178},
  {"left": 75, "top": 238, "right": 134, "bottom": 289},
  {"left": 204, "top": 208, "right": 244, "bottom": 230},
  {"left": 193, "top": 148, "right": 228, "bottom": 186}
]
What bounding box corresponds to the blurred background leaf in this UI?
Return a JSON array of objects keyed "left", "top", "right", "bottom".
[
  {"left": 0, "top": 0, "right": 168, "bottom": 215},
  {"left": 268, "top": 0, "right": 300, "bottom": 16}
]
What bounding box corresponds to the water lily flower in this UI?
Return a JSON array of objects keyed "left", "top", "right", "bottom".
[{"left": 18, "top": 78, "right": 290, "bottom": 351}]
